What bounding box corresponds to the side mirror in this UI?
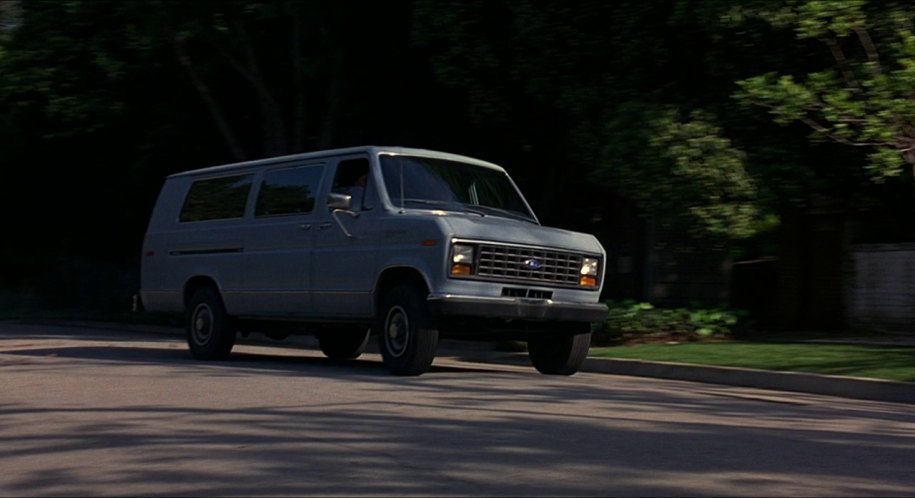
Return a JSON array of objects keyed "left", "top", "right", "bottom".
[
  {"left": 327, "top": 192, "right": 358, "bottom": 238},
  {"left": 327, "top": 193, "right": 352, "bottom": 210}
]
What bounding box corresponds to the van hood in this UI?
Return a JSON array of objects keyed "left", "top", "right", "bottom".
[{"left": 441, "top": 214, "right": 604, "bottom": 255}]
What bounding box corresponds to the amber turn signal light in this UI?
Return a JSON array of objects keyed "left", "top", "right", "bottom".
[
  {"left": 451, "top": 263, "right": 473, "bottom": 276},
  {"left": 580, "top": 275, "right": 598, "bottom": 288}
]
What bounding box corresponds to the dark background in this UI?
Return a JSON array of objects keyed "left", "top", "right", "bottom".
[{"left": 1, "top": 0, "right": 912, "bottom": 329}]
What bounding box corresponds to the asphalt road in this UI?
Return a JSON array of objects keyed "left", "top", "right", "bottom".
[{"left": 2, "top": 322, "right": 914, "bottom": 497}]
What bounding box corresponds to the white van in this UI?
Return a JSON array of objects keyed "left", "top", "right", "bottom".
[{"left": 140, "top": 146, "right": 607, "bottom": 375}]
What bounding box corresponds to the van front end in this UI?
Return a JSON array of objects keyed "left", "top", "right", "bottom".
[{"left": 426, "top": 234, "right": 608, "bottom": 338}]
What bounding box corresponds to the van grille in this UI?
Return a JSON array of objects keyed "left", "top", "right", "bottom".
[{"left": 476, "top": 244, "right": 583, "bottom": 287}]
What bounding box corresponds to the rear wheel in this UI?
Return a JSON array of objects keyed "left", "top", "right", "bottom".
[
  {"left": 186, "top": 286, "right": 236, "bottom": 360},
  {"left": 527, "top": 329, "right": 591, "bottom": 375},
  {"left": 317, "top": 327, "right": 370, "bottom": 360},
  {"left": 376, "top": 285, "right": 438, "bottom": 376}
]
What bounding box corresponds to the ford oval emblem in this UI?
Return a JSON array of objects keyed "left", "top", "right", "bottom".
[{"left": 523, "top": 258, "right": 543, "bottom": 270}]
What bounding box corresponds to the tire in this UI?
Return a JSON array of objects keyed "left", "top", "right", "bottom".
[
  {"left": 375, "top": 285, "right": 438, "bottom": 376},
  {"left": 527, "top": 330, "right": 591, "bottom": 375},
  {"left": 317, "top": 327, "right": 370, "bottom": 360},
  {"left": 186, "top": 286, "right": 236, "bottom": 360}
]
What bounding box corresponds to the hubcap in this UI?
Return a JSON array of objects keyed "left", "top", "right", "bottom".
[
  {"left": 384, "top": 305, "right": 409, "bottom": 358},
  {"left": 191, "top": 303, "right": 213, "bottom": 345}
]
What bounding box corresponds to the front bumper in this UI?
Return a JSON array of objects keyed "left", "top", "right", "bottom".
[{"left": 427, "top": 294, "right": 608, "bottom": 323}]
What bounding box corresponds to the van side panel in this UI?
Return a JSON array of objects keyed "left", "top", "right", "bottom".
[
  {"left": 164, "top": 220, "right": 247, "bottom": 312},
  {"left": 140, "top": 178, "right": 186, "bottom": 313},
  {"left": 140, "top": 175, "right": 252, "bottom": 314},
  {"left": 236, "top": 162, "right": 327, "bottom": 316},
  {"left": 308, "top": 155, "right": 380, "bottom": 317}
]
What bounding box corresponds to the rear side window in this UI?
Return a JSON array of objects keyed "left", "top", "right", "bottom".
[
  {"left": 255, "top": 164, "right": 324, "bottom": 217},
  {"left": 179, "top": 174, "right": 254, "bottom": 222}
]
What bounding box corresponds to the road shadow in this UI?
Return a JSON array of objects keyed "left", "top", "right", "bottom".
[
  {"left": 3, "top": 342, "right": 513, "bottom": 377},
  {"left": 2, "top": 380, "right": 915, "bottom": 497}
]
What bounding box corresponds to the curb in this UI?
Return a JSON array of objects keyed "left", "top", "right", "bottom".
[
  {"left": 578, "top": 357, "right": 915, "bottom": 405},
  {"left": 456, "top": 351, "right": 915, "bottom": 405}
]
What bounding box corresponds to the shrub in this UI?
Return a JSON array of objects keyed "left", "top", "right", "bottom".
[{"left": 592, "top": 300, "right": 747, "bottom": 345}]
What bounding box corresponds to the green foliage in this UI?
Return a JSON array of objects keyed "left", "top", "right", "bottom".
[
  {"left": 592, "top": 300, "right": 747, "bottom": 345},
  {"left": 734, "top": 0, "right": 915, "bottom": 182},
  {"left": 5, "top": 0, "right": 915, "bottom": 312},
  {"left": 597, "top": 108, "right": 759, "bottom": 239},
  {"left": 0, "top": 0, "right": 131, "bottom": 134},
  {"left": 416, "top": 1, "right": 772, "bottom": 240}
]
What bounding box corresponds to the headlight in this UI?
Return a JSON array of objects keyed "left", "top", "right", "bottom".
[
  {"left": 579, "top": 257, "right": 599, "bottom": 288},
  {"left": 451, "top": 243, "right": 475, "bottom": 276}
]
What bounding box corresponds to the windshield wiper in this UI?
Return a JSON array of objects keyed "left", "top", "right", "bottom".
[
  {"left": 464, "top": 204, "right": 536, "bottom": 223},
  {"left": 458, "top": 205, "right": 487, "bottom": 217},
  {"left": 401, "top": 198, "right": 485, "bottom": 216},
  {"left": 401, "top": 198, "right": 449, "bottom": 206},
  {"left": 401, "top": 199, "right": 532, "bottom": 222}
]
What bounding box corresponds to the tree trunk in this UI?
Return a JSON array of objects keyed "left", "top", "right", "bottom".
[
  {"left": 254, "top": 82, "right": 288, "bottom": 157},
  {"left": 775, "top": 201, "right": 847, "bottom": 331},
  {"left": 318, "top": 49, "right": 344, "bottom": 149},
  {"left": 289, "top": 3, "right": 306, "bottom": 153},
  {"left": 171, "top": 34, "right": 246, "bottom": 162},
  {"left": 775, "top": 207, "right": 804, "bottom": 328},
  {"left": 805, "top": 196, "right": 846, "bottom": 330}
]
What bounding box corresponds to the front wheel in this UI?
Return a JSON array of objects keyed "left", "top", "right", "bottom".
[
  {"left": 527, "top": 330, "right": 591, "bottom": 375},
  {"left": 375, "top": 286, "right": 438, "bottom": 376},
  {"left": 186, "top": 286, "right": 236, "bottom": 360},
  {"left": 317, "top": 327, "right": 370, "bottom": 360}
]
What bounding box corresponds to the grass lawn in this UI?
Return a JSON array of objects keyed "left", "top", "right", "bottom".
[{"left": 589, "top": 341, "right": 915, "bottom": 382}]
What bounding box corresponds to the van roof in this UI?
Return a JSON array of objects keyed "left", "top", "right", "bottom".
[{"left": 167, "top": 146, "right": 506, "bottom": 178}]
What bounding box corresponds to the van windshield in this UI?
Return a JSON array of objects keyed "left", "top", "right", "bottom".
[{"left": 379, "top": 154, "right": 536, "bottom": 223}]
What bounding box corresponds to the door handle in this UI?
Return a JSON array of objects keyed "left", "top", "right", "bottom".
[
  {"left": 298, "top": 224, "right": 312, "bottom": 231},
  {"left": 318, "top": 223, "right": 333, "bottom": 230}
]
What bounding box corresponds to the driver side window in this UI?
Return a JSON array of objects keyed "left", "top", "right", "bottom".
[{"left": 331, "top": 158, "right": 373, "bottom": 211}]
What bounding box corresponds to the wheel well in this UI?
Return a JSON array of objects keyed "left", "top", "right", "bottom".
[
  {"left": 184, "top": 276, "right": 219, "bottom": 307},
  {"left": 374, "top": 267, "right": 429, "bottom": 311}
]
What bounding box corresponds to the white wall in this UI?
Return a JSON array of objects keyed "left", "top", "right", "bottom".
[{"left": 846, "top": 243, "right": 915, "bottom": 332}]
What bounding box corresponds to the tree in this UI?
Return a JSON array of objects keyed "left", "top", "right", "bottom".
[
  {"left": 1, "top": 0, "right": 419, "bottom": 162},
  {"left": 735, "top": 0, "right": 915, "bottom": 182},
  {"left": 597, "top": 107, "right": 758, "bottom": 239},
  {"left": 153, "top": 0, "right": 329, "bottom": 159},
  {"left": 0, "top": 0, "right": 426, "bottom": 301},
  {"left": 414, "top": 0, "right": 762, "bottom": 239}
]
